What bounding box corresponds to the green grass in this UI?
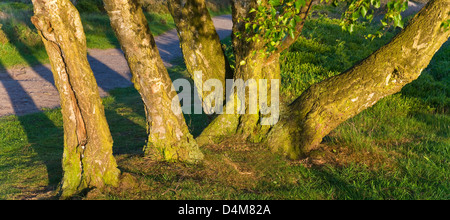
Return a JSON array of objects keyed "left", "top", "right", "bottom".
[
  {"left": 0, "top": 5, "right": 448, "bottom": 200},
  {"left": 0, "top": 1, "right": 176, "bottom": 69},
  {"left": 280, "top": 16, "right": 397, "bottom": 102},
  {"left": 0, "top": 1, "right": 232, "bottom": 69}
]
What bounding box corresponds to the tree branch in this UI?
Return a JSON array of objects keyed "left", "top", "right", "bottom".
[
  {"left": 266, "top": 0, "right": 315, "bottom": 63},
  {"left": 267, "top": 0, "right": 450, "bottom": 159}
]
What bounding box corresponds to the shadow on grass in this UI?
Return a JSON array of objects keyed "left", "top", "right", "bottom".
[
  {"left": 103, "top": 87, "right": 148, "bottom": 156},
  {"left": 16, "top": 112, "right": 64, "bottom": 187},
  {"left": 0, "top": 40, "right": 63, "bottom": 189}
]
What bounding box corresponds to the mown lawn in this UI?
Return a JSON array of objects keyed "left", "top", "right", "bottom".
[{"left": 0, "top": 4, "right": 448, "bottom": 200}]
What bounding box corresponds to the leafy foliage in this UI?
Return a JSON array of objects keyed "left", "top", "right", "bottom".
[
  {"left": 442, "top": 19, "right": 450, "bottom": 31},
  {"left": 340, "top": 0, "right": 409, "bottom": 39},
  {"left": 279, "top": 16, "right": 395, "bottom": 101},
  {"left": 239, "top": 0, "right": 411, "bottom": 55},
  {"left": 237, "top": 0, "right": 308, "bottom": 55}
]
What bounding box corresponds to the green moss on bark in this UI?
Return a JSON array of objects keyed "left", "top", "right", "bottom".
[
  {"left": 103, "top": 0, "right": 204, "bottom": 164},
  {"left": 267, "top": 0, "right": 450, "bottom": 159},
  {"left": 32, "top": 0, "right": 120, "bottom": 199}
]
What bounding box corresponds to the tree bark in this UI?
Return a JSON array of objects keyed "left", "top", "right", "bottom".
[
  {"left": 197, "top": 0, "right": 311, "bottom": 144},
  {"left": 31, "top": 0, "right": 120, "bottom": 199},
  {"left": 0, "top": 24, "right": 8, "bottom": 45},
  {"left": 102, "top": 0, "right": 204, "bottom": 163},
  {"left": 267, "top": 0, "right": 450, "bottom": 159},
  {"left": 167, "top": 0, "right": 233, "bottom": 114}
]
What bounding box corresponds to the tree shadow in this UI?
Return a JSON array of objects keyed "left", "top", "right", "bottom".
[
  {"left": 310, "top": 166, "right": 373, "bottom": 200},
  {"left": 87, "top": 53, "right": 133, "bottom": 93},
  {"left": 0, "top": 58, "right": 63, "bottom": 189},
  {"left": 0, "top": 20, "right": 64, "bottom": 188},
  {"left": 1, "top": 18, "right": 55, "bottom": 86},
  {"left": 103, "top": 87, "right": 148, "bottom": 156}
]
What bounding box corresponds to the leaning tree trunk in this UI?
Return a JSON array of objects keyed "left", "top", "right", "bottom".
[
  {"left": 167, "top": 0, "right": 233, "bottom": 114},
  {"left": 103, "top": 0, "right": 204, "bottom": 163},
  {"left": 31, "top": 0, "right": 120, "bottom": 198},
  {"left": 197, "top": 0, "right": 313, "bottom": 144},
  {"left": 267, "top": 0, "right": 450, "bottom": 159}
]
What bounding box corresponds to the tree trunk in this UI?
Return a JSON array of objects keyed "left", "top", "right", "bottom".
[
  {"left": 267, "top": 0, "right": 450, "bottom": 159},
  {"left": 31, "top": 0, "right": 120, "bottom": 199},
  {"left": 167, "top": 0, "right": 233, "bottom": 114},
  {"left": 197, "top": 0, "right": 310, "bottom": 144},
  {"left": 0, "top": 24, "right": 8, "bottom": 45},
  {"left": 102, "top": 0, "right": 204, "bottom": 163}
]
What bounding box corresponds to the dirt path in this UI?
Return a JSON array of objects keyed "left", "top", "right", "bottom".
[{"left": 0, "top": 15, "right": 232, "bottom": 117}]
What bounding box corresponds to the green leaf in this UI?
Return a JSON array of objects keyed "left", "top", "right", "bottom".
[
  {"left": 348, "top": 23, "right": 355, "bottom": 33},
  {"left": 393, "top": 14, "right": 404, "bottom": 28},
  {"left": 373, "top": 0, "right": 381, "bottom": 8},
  {"left": 442, "top": 19, "right": 450, "bottom": 31},
  {"left": 271, "top": 7, "right": 277, "bottom": 17},
  {"left": 295, "top": 0, "right": 306, "bottom": 9},
  {"left": 289, "top": 28, "right": 295, "bottom": 39},
  {"left": 269, "top": 0, "right": 281, "bottom": 7},
  {"left": 352, "top": 9, "right": 360, "bottom": 20},
  {"left": 402, "top": 1, "right": 409, "bottom": 11},
  {"left": 360, "top": 6, "right": 368, "bottom": 18},
  {"left": 289, "top": 18, "right": 296, "bottom": 28},
  {"left": 366, "top": 13, "right": 374, "bottom": 22}
]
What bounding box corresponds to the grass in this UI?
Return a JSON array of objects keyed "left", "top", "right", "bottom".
[
  {"left": 0, "top": 1, "right": 232, "bottom": 69},
  {"left": 0, "top": 4, "right": 449, "bottom": 200},
  {"left": 0, "top": 1, "right": 178, "bottom": 69}
]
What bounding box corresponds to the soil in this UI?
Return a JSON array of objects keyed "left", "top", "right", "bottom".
[{"left": 0, "top": 15, "right": 233, "bottom": 117}]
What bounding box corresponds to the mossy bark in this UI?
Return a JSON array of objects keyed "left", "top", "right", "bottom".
[
  {"left": 103, "top": 0, "right": 203, "bottom": 163},
  {"left": 267, "top": 0, "right": 450, "bottom": 159},
  {"left": 0, "top": 24, "right": 9, "bottom": 45},
  {"left": 198, "top": 0, "right": 296, "bottom": 144},
  {"left": 31, "top": 0, "right": 120, "bottom": 199},
  {"left": 167, "top": 0, "right": 233, "bottom": 114}
]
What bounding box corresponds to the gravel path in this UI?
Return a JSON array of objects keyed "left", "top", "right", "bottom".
[{"left": 0, "top": 15, "right": 232, "bottom": 117}]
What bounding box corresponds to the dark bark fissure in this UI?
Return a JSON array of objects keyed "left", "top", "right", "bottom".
[{"left": 32, "top": 0, "right": 120, "bottom": 199}]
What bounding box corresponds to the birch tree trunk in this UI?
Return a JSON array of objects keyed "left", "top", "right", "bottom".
[
  {"left": 102, "top": 0, "right": 204, "bottom": 163},
  {"left": 167, "top": 0, "right": 233, "bottom": 114},
  {"left": 31, "top": 0, "right": 120, "bottom": 199}
]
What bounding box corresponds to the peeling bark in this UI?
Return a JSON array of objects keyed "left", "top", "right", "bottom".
[
  {"left": 31, "top": 0, "right": 120, "bottom": 199},
  {"left": 102, "top": 0, "right": 204, "bottom": 163},
  {"left": 267, "top": 0, "right": 450, "bottom": 159}
]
